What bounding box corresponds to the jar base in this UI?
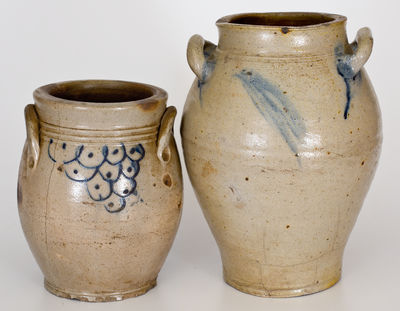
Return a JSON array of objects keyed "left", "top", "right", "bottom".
[
  {"left": 44, "top": 278, "right": 157, "bottom": 302},
  {"left": 224, "top": 274, "right": 340, "bottom": 298}
]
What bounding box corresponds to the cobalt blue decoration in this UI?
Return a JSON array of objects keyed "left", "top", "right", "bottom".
[
  {"left": 197, "top": 41, "right": 217, "bottom": 105},
  {"left": 235, "top": 69, "right": 306, "bottom": 161},
  {"left": 48, "top": 140, "right": 145, "bottom": 213},
  {"left": 335, "top": 44, "right": 363, "bottom": 119}
]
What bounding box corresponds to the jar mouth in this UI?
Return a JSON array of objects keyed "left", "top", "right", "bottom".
[
  {"left": 34, "top": 80, "right": 167, "bottom": 105},
  {"left": 217, "top": 12, "right": 346, "bottom": 29}
]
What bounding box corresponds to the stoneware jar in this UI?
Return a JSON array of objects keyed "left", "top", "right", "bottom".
[
  {"left": 181, "top": 12, "right": 382, "bottom": 297},
  {"left": 18, "top": 80, "right": 182, "bottom": 301}
]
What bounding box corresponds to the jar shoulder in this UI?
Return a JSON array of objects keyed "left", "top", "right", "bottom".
[{"left": 182, "top": 58, "right": 381, "bottom": 163}]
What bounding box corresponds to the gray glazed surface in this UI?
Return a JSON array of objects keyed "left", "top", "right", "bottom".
[
  {"left": 182, "top": 12, "right": 382, "bottom": 297},
  {"left": 18, "top": 80, "right": 182, "bottom": 301}
]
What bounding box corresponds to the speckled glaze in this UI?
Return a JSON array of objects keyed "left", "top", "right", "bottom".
[
  {"left": 18, "top": 80, "right": 182, "bottom": 302},
  {"left": 182, "top": 12, "right": 382, "bottom": 297}
]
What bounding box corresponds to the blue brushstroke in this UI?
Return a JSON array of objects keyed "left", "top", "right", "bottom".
[
  {"left": 198, "top": 42, "right": 216, "bottom": 105},
  {"left": 342, "top": 76, "right": 351, "bottom": 119},
  {"left": 235, "top": 69, "right": 306, "bottom": 161},
  {"left": 335, "top": 44, "right": 362, "bottom": 119},
  {"left": 48, "top": 138, "right": 56, "bottom": 162}
]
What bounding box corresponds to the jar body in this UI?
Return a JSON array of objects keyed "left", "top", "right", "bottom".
[
  {"left": 18, "top": 81, "right": 182, "bottom": 301},
  {"left": 182, "top": 14, "right": 382, "bottom": 297}
]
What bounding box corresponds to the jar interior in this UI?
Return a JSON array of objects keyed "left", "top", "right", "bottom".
[
  {"left": 229, "top": 13, "right": 335, "bottom": 27},
  {"left": 48, "top": 81, "right": 154, "bottom": 103}
]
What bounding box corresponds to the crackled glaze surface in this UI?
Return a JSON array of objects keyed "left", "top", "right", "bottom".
[
  {"left": 18, "top": 80, "right": 182, "bottom": 302},
  {"left": 182, "top": 13, "right": 382, "bottom": 297}
]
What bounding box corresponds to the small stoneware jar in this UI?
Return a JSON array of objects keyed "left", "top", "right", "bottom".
[
  {"left": 182, "top": 12, "right": 382, "bottom": 297},
  {"left": 18, "top": 80, "right": 182, "bottom": 301}
]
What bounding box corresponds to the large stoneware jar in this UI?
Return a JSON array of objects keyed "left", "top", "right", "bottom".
[
  {"left": 18, "top": 80, "right": 182, "bottom": 301},
  {"left": 181, "top": 13, "right": 382, "bottom": 297}
]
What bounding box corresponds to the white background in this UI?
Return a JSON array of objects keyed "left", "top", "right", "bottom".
[{"left": 1, "top": 0, "right": 399, "bottom": 310}]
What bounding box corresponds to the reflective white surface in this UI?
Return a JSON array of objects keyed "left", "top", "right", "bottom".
[{"left": 1, "top": 0, "right": 399, "bottom": 310}]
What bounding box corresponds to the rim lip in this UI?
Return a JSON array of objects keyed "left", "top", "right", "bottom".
[
  {"left": 216, "top": 12, "right": 347, "bottom": 30},
  {"left": 33, "top": 79, "right": 168, "bottom": 108}
]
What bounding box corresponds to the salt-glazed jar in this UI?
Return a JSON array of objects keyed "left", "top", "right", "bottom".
[
  {"left": 18, "top": 80, "right": 182, "bottom": 301},
  {"left": 181, "top": 12, "right": 382, "bottom": 297}
]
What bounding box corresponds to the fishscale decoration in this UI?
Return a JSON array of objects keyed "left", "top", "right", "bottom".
[{"left": 48, "top": 139, "right": 145, "bottom": 213}]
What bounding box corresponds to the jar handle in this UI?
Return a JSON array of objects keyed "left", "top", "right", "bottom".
[
  {"left": 187, "top": 34, "right": 217, "bottom": 81},
  {"left": 157, "top": 106, "right": 177, "bottom": 164},
  {"left": 24, "top": 104, "right": 40, "bottom": 169},
  {"left": 350, "top": 27, "right": 373, "bottom": 75},
  {"left": 339, "top": 27, "right": 373, "bottom": 77}
]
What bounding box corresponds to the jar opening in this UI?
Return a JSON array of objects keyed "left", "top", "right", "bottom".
[
  {"left": 48, "top": 81, "right": 155, "bottom": 103},
  {"left": 220, "top": 12, "right": 341, "bottom": 28}
]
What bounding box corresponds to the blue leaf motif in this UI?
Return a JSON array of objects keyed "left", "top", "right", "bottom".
[{"left": 235, "top": 69, "right": 306, "bottom": 158}]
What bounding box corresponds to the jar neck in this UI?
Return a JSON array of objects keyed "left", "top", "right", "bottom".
[
  {"left": 216, "top": 13, "right": 349, "bottom": 57},
  {"left": 33, "top": 80, "right": 167, "bottom": 131},
  {"left": 39, "top": 121, "right": 159, "bottom": 144}
]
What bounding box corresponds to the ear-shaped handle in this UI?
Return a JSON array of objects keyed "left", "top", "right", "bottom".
[
  {"left": 187, "top": 34, "right": 217, "bottom": 81},
  {"left": 187, "top": 35, "right": 206, "bottom": 80},
  {"left": 157, "top": 106, "right": 177, "bottom": 164},
  {"left": 24, "top": 104, "right": 40, "bottom": 169},
  {"left": 349, "top": 27, "right": 373, "bottom": 75},
  {"left": 338, "top": 27, "right": 373, "bottom": 78}
]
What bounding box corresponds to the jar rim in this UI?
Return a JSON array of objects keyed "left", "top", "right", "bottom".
[
  {"left": 33, "top": 80, "right": 168, "bottom": 131},
  {"left": 34, "top": 80, "right": 167, "bottom": 108},
  {"left": 216, "top": 12, "right": 346, "bottom": 30}
]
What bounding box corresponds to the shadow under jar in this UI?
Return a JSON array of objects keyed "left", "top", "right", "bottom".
[
  {"left": 18, "top": 80, "right": 182, "bottom": 302},
  {"left": 181, "top": 12, "right": 382, "bottom": 297}
]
